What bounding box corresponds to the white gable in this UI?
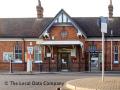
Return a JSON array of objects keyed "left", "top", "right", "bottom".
[
  {"left": 40, "top": 9, "right": 87, "bottom": 38},
  {"left": 54, "top": 13, "right": 71, "bottom": 23}
]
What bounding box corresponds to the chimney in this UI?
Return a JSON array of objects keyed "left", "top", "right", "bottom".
[
  {"left": 36, "top": 0, "right": 43, "bottom": 18},
  {"left": 108, "top": 0, "right": 113, "bottom": 18}
]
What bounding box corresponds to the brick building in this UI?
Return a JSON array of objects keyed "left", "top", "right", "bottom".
[{"left": 0, "top": 0, "right": 120, "bottom": 72}]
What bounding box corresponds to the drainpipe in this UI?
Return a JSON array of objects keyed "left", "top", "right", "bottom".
[
  {"left": 110, "top": 30, "right": 113, "bottom": 71},
  {"left": 23, "top": 38, "right": 26, "bottom": 71}
]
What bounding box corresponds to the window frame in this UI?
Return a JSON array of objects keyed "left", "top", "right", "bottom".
[
  {"left": 34, "top": 46, "right": 42, "bottom": 63},
  {"left": 113, "top": 46, "right": 119, "bottom": 64},
  {"left": 14, "top": 43, "right": 22, "bottom": 63}
]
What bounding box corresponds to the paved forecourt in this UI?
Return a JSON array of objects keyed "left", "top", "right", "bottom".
[{"left": 61, "top": 77, "right": 120, "bottom": 90}]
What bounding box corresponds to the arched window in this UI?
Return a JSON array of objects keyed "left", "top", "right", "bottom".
[{"left": 34, "top": 46, "right": 42, "bottom": 63}]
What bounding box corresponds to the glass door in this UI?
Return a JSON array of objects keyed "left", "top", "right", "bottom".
[{"left": 61, "top": 53, "right": 70, "bottom": 71}]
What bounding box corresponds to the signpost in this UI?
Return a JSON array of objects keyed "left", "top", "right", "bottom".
[
  {"left": 101, "top": 17, "right": 107, "bottom": 82},
  {"left": 27, "top": 46, "right": 33, "bottom": 72}
]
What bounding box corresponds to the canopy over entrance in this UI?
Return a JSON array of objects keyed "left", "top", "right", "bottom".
[{"left": 40, "top": 40, "right": 83, "bottom": 47}]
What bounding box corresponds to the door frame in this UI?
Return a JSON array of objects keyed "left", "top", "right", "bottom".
[
  {"left": 58, "top": 52, "right": 71, "bottom": 71},
  {"left": 89, "top": 52, "right": 100, "bottom": 72}
]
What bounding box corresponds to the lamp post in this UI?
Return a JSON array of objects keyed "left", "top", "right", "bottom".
[{"left": 101, "top": 17, "right": 107, "bottom": 82}]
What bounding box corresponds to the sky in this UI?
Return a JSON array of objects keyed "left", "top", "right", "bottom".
[{"left": 0, "top": 0, "right": 119, "bottom": 18}]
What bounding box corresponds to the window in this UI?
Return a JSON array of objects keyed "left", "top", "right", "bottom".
[
  {"left": 61, "top": 31, "right": 67, "bottom": 37},
  {"left": 3, "top": 52, "right": 13, "bottom": 62},
  {"left": 114, "top": 46, "right": 119, "bottom": 64},
  {"left": 61, "top": 28, "right": 68, "bottom": 39},
  {"left": 34, "top": 46, "right": 42, "bottom": 63},
  {"left": 14, "top": 42, "right": 22, "bottom": 63},
  {"left": 58, "top": 14, "right": 62, "bottom": 23},
  {"left": 89, "top": 45, "right": 97, "bottom": 52},
  {"left": 54, "top": 13, "right": 71, "bottom": 24}
]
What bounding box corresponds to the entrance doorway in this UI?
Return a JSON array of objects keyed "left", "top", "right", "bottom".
[
  {"left": 60, "top": 52, "right": 70, "bottom": 71},
  {"left": 90, "top": 53, "right": 100, "bottom": 71}
]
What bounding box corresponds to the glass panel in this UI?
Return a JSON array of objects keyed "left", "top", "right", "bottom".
[
  {"left": 18, "top": 50, "right": 22, "bottom": 53},
  {"left": 58, "top": 14, "right": 62, "bottom": 23},
  {"left": 63, "top": 14, "right": 67, "bottom": 23},
  {"left": 34, "top": 46, "right": 42, "bottom": 61},
  {"left": 61, "top": 31, "right": 68, "bottom": 38},
  {"left": 14, "top": 44, "right": 22, "bottom": 60},
  {"left": 114, "top": 46, "right": 119, "bottom": 63},
  {"left": 114, "top": 54, "right": 118, "bottom": 61},
  {"left": 115, "top": 46, "right": 118, "bottom": 53},
  {"left": 15, "top": 50, "right": 18, "bottom": 53},
  {"left": 15, "top": 54, "right": 18, "bottom": 59}
]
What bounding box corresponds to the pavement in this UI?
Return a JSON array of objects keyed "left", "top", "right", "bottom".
[
  {"left": 61, "top": 77, "right": 120, "bottom": 90},
  {"left": 0, "top": 71, "right": 120, "bottom": 75},
  {"left": 0, "top": 71, "right": 119, "bottom": 90}
]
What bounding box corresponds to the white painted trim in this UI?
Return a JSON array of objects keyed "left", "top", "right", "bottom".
[
  {"left": 12, "top": 60, "right": 23, "bottom": 63},
  {"left": 41, "top": 40, "right": 83, "bottom": 46},
  {"left": 24, "top": 38, "right": 41, "bottom": 41},
  {"left": 87, "top": 38, "right": 120, "bottom": 41},
  {"left": 53, "top": 24, "right": 73, "bottom": 26},
  {"left": 0, "top": 38, "right": 42, "bottom": 41},
  {"left": 34, "top": 60, "right": 42, "bottom": 63}
]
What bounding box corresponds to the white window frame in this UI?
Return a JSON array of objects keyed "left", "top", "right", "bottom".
[
  {"left": 114, "top": 46, "right": 119, "bottom": 64},
  {"left": 54, "top": 13, "right": 71, "bottom": 23},
  {"left": 14, "top": 44, "right": 22, "bottom": 63},
  {"left": 34, "top": 46, "right": 42, "bottom": 63}
]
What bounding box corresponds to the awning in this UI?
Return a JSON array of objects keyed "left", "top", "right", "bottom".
[{"left": 40, "top": 40, "right": 83, "bottom": 46}]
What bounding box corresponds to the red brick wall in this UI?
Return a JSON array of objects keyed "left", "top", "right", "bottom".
[
  {"left": 49, "top": 26, "right": 79, "bottom": 40},
  {"left": 0, "top": 41, "right": 37, "bottom": 71},
  {"left": 0, "top": 41, "right": 14, "bottom": 62},
  {"left": 105, "top": 41, "right": 120, "bottom": 71},
  {"left": 86, "top": 41, "right": 120, "bottom": 71}
]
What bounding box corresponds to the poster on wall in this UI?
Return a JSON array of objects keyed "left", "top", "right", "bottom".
[
  {"left": 3, "top": 52, "right": 13, "bottom": 62},
  {"left": 71, "top": 48, "right": 76, "bottom": 56},
  {"left": 27, "top": 46, "right": 33, "bottom": 54},
  {"left": 47, "top": 53, "right": 51, "bottom": 57}
]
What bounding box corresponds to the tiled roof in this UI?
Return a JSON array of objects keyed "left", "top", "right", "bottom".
[
  {"left": 0, "top": 18, "right": 52, "bottom": 38},
  {"left": 0, "top": 17, "right": 119, "bottom": 38},
  {"left": 73, "top": 17, "right": 120, "bottom": 37}
]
